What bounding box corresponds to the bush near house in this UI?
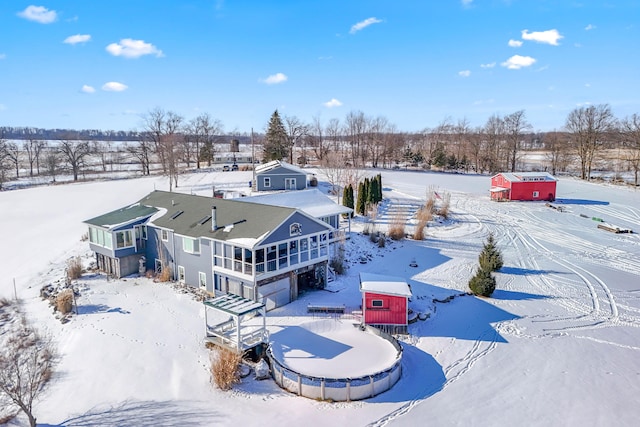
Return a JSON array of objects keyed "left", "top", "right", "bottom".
[{"left": 211, "top": 347, "right": 243, "bottom": 391}]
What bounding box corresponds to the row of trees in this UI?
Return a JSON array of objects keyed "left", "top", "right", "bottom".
[
  {"left": 263, "top": 106, "right": 640, "bottom": 185},
  {"left": 3, "top": 105, "right": 640, "bottom": 190}
]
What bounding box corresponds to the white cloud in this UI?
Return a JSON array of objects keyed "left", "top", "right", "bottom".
[
  {"left": 102, "top": 82, "right": 128, "bottom": 92},
  {"left": 261, "top": 73, "right": 288, "bottom": 85},
  {"left": 461, "top": 0, "right": 473, "bottom": 7},
  {"left": 501, "top": 55, "right": 536, "bottom": 69},
  {"left": 585, "top": 24, "right": 596, "bottom": 31},
  {"left": 81, "top": 85, "right": 96, "bottom": 93},
  {"left": 480, "top": 62, "right": 496, "bottom": 68},
  {"left": 17, "top": 5, "right": 57, "bottom": 24},
  {"left": 106, "top": 39, "right": 163, "bottom": 58},
  {"left": 508, "top": 39, "right": 523, "bottom": 47},
  {"left": 323, "top": 98, "right": 343, "bottom": 108},
  {"left": 350, "top": 17, "right": 382, "bottom": 34},
  {"left": 458, "top": 70, "right": 471, "bottom": 77},
  {"left": 521, "top": 29, "right": 563, "bottom": 45},
  {"left": 64, "top": 34, "right": 91, "bottom": 45}
]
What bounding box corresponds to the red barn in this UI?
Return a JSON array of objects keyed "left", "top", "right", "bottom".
[
  {"left": 360, "top": 273, "right": 412, "bottom": 333},
  {"left": 490, "top": 172, "right": 557, "bottom": 202}
]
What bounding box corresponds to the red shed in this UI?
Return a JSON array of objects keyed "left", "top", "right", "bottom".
[
  {"left": 360, "top": 273, "right": 412, "bottom": 332},
  {"left": 490, "top": 172, "right": 557, "bottom": 201}
]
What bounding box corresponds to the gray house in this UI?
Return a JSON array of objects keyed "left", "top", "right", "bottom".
[
  {"left": 84, "top": 190, "right": 335, "bottom": 310},
  {"left": 254, "top": 160, "right": 308, "bottom": 191}
]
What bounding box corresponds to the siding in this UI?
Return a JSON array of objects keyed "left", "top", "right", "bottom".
[{"left": 363, "top": 292, "right": 408, "bottom": 325}]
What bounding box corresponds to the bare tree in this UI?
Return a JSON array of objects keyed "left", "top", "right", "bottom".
[
  {"left": 309, "top": 115, "right": 329, "bottom": 163},
  {"left": 619, "top": 113, "right": 640, "bottom": 185},
  {"left": 92, "top": 140, "right": 113, "bottom": 172},
  {"left": 325, "top": 118, "right": 343, "bottom": 159},
  {"left": 58, "top": 136, "right": 91, "bottom": 181},
  {"left": 23, "top": 139, "right": 45, "bottom": 177},
  {"left": 565, "top": 104, "right": 616, "bottom": 180},
  {"left": 127, "top": 138, "right": 153, "bottom": 175},
  {"left": 543, "top": 131, "right": 571, "bottom": 175},
  {"left": 0, "top": 134, "right": 10, "bottom": 189},
  {"left": 0, "top": 303, "right": 55, "bottom": 427},
  {"left": 283, "top": 115, "right": 309, "bottom": 164},
  {"left": 187, "top": 113, "right": 224, "bottom": 167},
  {"left": 4, "top": 142, "right": 21, "bottom": 178},
  {"left": 483, "top": 114, "right": 506, "bottom": 173},
  {"left": 344, "top": 110, "right": 368, "bottom": 167},
  {"left": 504, "top": 110, "right": 531, "bottom": 172},
  {"left": 43, "top": 148, "right": 60, "bottom": 182}
]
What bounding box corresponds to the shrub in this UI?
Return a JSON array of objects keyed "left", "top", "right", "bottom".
[
  {"left": 377, "top": 236, "right": 386, "bottom": 248},
  {"left": 468, "top": 268, "right": 496, "bottom": 297},
  {"left": 329, "top": 242, "right": 346, "bottom": 275},
  {"left": 158, "top": 266, "right": 172, "bottom": 282},
  {"left": 211, "top": 347, "right": 243, "bottom": 390},
  {"left": 387, "top": 212, "right": 406, "bottom": 240},
  {"left": 55, "top": 289, "right": 74, "bottom": 314},
  {"left": 66, "top": 256, "right": 83, "bottom": 281}
]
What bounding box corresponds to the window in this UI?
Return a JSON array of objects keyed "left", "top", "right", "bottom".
[
  {"left": 263, "top": 177, "right": 271, "bottom": 188},
  {"left": 161, "top": 229, "right": 169, "bottom": 241},
  {"left": 178, "top": 266, "right": 185, "bottom": 283},
  {"left": 289, "top": 240, "right": 299, "bottom": 265},
  {"left": 115, "top": 230, "right": 133, "bottom": 249},
  {"left": 278, "top": 243, "right": 288, "bottom": 268},
  {"left": 532, "top": 191, "right": 539, "bottom": 198},
  {"left": 255, "top": 248, "right": 265, "bottom": 273},
  {"left": 183, "top": 237, "right": 200, "bottom": 254},
  {"left": 267, "top": 245, "right": 277, "bottom": 272},
  {"left": 89, "top": 227, "right": 97, "bottom": 243},
  {"left": 372, "top": 300, "right": 383, "bottom": 308},
  {"left": 141, "top": 225, "right": 147, "bottom": 240},
  {"left": 199, "top": 272, "right": 207, "bottom": 289},
  {"left": 299, "top": 238, "right": 309, "bottom": 262},
  {"left": 290, "top": 222, "right": 302, "bottom": 236},
  {"left": 310, "top": 235, "right": 318, "bottom": 259}
]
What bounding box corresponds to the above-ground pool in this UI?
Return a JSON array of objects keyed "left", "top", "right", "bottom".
[{"left": 267, "top": 319, "right": 403, "bottom": 401}]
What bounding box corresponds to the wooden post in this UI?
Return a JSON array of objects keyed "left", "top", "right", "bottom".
[{"left": 13, "top": 278, "right": 17, "bottom": 301}]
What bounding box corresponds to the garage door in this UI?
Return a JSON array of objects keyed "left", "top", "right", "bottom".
[{"left": 258, "top": 277, "right": 290, "bottom": 311}]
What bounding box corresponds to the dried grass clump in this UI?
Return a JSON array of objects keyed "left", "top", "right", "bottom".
[
  {"left": 436, "top": 192, "right": 451, "bottom": 219},
  {"left": 387, "top": 212, "right": 406, "bottom": 241},
  {"left": 56, "top": 289, "right": 74, "bottom": 314},
  {"left": 67, "top": 256, "right": 83, "bottom": 281},
  {"left": 158, "top": 266, "right": 172, "bottom": 282},
  {"left": 211, "top": 347, "right": 243, "bottom": 390},
  {"left": 413, "top": 206, "right": 432, "bottom": 240}
]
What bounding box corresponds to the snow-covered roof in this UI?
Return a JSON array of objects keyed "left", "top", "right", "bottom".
[
  {"left": 204, "top": 293, "right": 264, "bottom": 316},
  {"left": 495, "top": 172, "right": 557, "bottom": 182},
  {"left": 255, "top": 160, "right": 308, "bottom": 175},
  {"left": 238, "top": 188, "right": 353, "bottom": 218},
  {"left": 359, "top": 273, "right": 412, "bottom": 298}
]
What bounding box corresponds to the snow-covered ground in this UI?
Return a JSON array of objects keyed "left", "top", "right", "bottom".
[{"left": 1, "top": 169, "right": 639, "bottom": 426}]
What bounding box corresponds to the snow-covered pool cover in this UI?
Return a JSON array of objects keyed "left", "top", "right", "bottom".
[{"left": 269, "top": 319, "right": 400, "bottom": 378}]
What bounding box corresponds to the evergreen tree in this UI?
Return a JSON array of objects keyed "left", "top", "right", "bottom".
[
  {"left": 356, "top": 181, "right": 366, "bottom": 216},
  {"left": 342, "top": 184, "right": 354, "bottom": 216},
  {"left": 479, "top": 233, "right": 503, "bottom": 272},
  {"left": 363, "top": 177, "right": 370, "bottom": 206},
  {"left": 376, "top": 174, "right": 383, "bottom": 203},
  {"left": 263, "top": 110, "right": 288, "bottom": 161},
  {"left": 468, "top": 267, "right": 496, "bottom": 297},
  {"left": 368, "top": 176, "right": 379, "bottom": 205}
]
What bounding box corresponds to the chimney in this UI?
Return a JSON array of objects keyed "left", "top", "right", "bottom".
[{"left": 211, "top": 206, "right": 217, "bottom": 231}]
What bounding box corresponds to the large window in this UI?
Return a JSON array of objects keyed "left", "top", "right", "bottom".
[
  {"left": 115, "top": 230, "right": 133, "bottom": 249},
  {"left": 88, "top": 226, "right": 113, "bottom": 249},
  {"left": 183, "top": 237, "right": 200, "bottom": 254}
]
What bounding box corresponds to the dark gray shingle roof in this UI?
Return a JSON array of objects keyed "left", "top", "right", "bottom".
[
  {"left": 140, "top": 190, "right": 296, "bottom": 244},
  {"left": 84, "top": 204, "right": 158, "bottom": 229}
]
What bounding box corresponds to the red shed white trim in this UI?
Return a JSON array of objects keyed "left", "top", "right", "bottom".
[
  {"left": 490, "top": 172, "right": 557, "bottom": 201},
  {"left": 360, "top": 273, "right": 412, "bottom": 329}
]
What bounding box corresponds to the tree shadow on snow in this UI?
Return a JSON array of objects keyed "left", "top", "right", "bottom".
[
  {"left": 41, "top": 400, "right": 222, "bottom": 427},
  {"left": 77, "top": 304, "right": 130, "bottom": 315},
  {"left": 426, "top": 291, "right": 519, "bottom": 344},
  {"left": 499, "top": 266, "right": 564, "bottom": 276},
  {"left": 491, "top": 289, "right": 549, "bottom": 301},
  {"left": 554, "top": 198, "right": 609, "bottom": 205}
]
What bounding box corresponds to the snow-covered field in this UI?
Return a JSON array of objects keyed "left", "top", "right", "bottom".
[{"left": 1, "top": 169, "right": 639, "bottom": 426}]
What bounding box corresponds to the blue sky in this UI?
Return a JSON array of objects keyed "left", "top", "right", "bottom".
[{"left": 1, "top": 1, "right": 638, "bottom": 133}]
